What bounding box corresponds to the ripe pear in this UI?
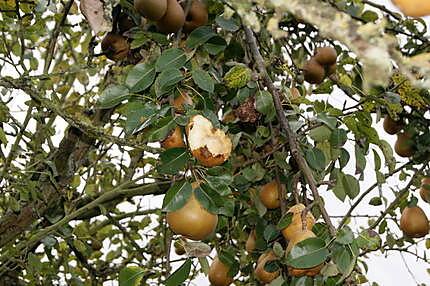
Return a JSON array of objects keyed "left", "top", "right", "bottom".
[
  {"left": 326, "top": 63, "right": 337, "bottom": 76},
  {"left": 286, "top": 229, "right": 323, "bottom": 277},
  {"left": 259, "top": 180, "right": 280, "bottom": 209},
  {"left": 161, "top": 127, "right": 185, "bottom": 149},
  {"left": 134, "top": 0, "right": 167, "bottom": 21},
  {"left": 383, "top": 115, "right": 403, "bottom": 135},
  {"left": 394, "top": 132, "right": 415, "bottom": 158},
  {"left": 183, "top": 0, "right": 208, "bottom": 32},
  {"left": 255, "top": 251, "right": 280, "bottom": 283},
  {"left": 245, "top": 230, "right": 256, "bottom": 252},
  {"left": 156, "top": 0, "right": 185, "bottom": 33},
  {"left": 392, "top": 0, "right": 430, "bottom": 17},
  {"left": 166, "top": 191, "right": 218, "bottom": 240},
  {"left": 281, "top": 204, "right": 316, "bottom": 240},
  {"left": 208, "top": 256, "right": 234, "bottom": 286},
  {"left": 314, "top": 47, "right": 337, "bottom": 66},
  {"left": 420, "top": 178, "right": 430, "bottom": 203},
  {"left": 303, "top": 59, "right": 325, "bottom": 84},
  {"left": 400, "top": 206, "right": 430, "bottom": 238},
  {"left": 101, "top": 33, "right": 129, "bottom": 61},
  {"left": 173, "top": 91, "right": 193, "bottom": 113}
]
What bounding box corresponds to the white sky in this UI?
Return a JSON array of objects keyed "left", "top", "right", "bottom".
[{"left": 1, "top": 0, "right": 430, "bottom": 285}]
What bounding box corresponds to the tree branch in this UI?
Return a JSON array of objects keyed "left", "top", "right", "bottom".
[{"left": 244, "top": 26, "right": 336, "bottom": 236}]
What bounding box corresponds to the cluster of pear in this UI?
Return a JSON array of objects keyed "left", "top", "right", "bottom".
[
  {"left": 134, "top": 0, "right": 208, "bottom": 33},
  {"left": 382, "top": 115, "right": 415, "bottom": 158},
  {"left": 245, "top": 203, "right": 321, "bottom": 284},
  {"left": 303, "top": 47, "right": 337, "bottom": 84}
]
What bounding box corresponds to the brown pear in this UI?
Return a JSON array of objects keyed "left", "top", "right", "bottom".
[
  {"left": 245, "top": 230, "right": 256, "bottom": 253},
  {"left": 134, "top": 0, "right": 167, "bottom": 21},
  {"left": 400, "top": 206, "right": 430, "bottom": 238},
  {"left": 173, "top": 91, "right": 193, "bottom": 113},
  {"left": 156, "top": 0, "right": 185, "bottom": 33},
  {"left": 326, "top": 63, "right": 337, "bottom": 76},
  {"left": 303, "top": 59, "right": 325, "bottom": 84},
  {"left": 394, "top": 132, "right": 415, "bottom": 158},
  {"left": 255, "top": 251, "right": 280, "bottom": 283},
  {"left": 259, "top": 180, "right": 280, "bottom": 209},
  {"left": 166, "top": 191, "right": 218, "bottom": 240},
  {"left": 281, "top": 204, "right": 316, "bottom": 240},
  {"left": 286, "top": 230, "right": 323, "bottom": 277},
  {"left": 420, "top": 178, "right": 430, "bottom": 203},
  {"left": 101, "top": 33, "right": 129, "bottom": 61},
  {"left": 383, "top": 115, "right": 403, "bottom": 135},
  {"left": 161, "top": 127, "right": 185, "bottom": 149},
  {"left": 208, "top": 256, "right": 234, "bottom": 286},
  {"left": 314, "top": 47, "right": 338, "bottom": 66},
  {"left": 183, "top": 0, "right": 208, "bottom": 32}
]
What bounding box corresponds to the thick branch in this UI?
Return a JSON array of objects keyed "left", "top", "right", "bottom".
[{"left": 244, "top": 27, "right": 336, "bottom": 236}]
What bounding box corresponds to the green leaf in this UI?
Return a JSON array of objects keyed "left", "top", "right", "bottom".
[
  {"left": 204, "top": 36, "right": 227, "bottom": 55},
  {"left": 97, "top": 85, "right": 129, "bottom": 109},
  {"left": 165, "top": 259, "right": 192, "bottom": 286},
  {"left": 330, "top": 129, "right": 348, "bottom": 147},
  {"left": 286, "top": 237, "right": 329, "bottom": 268},
  {"left": 162, "top": 181, "right": 193, "bottom": 212},
  {"left": 194, "top": 186, "right": 218, "bottom": 214},
  {"left": 155, "top": 48, "right": 187, "bottom": 72},
  {"left": 186, "top": 26, "right": 216, "bottom": 49},
  {"left": 305, "top": 148, "right": 326, "bottom": 171},
  {"left": 28, "top": 253, "right": 42, "bottom": 274},
  {"left": 309, "top": 125, "right": 332, "bottom": 142},
  {"left": 125, "top": 62, "right": 156, "bottom": 92},
  {"left": 343, "top": 174, "right": 360, "bottom": 199},
  {"left": 339, "top": 148, "right": 350, "bottom": 169},
  {"left": 158, "top": 148, "right": 190, "bottom": 175},
  {"left": 124, "top": 102, "right": 158, "bottom": 135},
  {"left": 147, "top": 117, "right": 176, "bottom": 142},
  {"left": 317, "top": 113, "right": 337, "bottom": 129},
  {"left": 355, "top": 145, "right": 366, "bottom": 175},
  {"left": 356, "top": 230, "right": 381, "bottom": 251},
  {"left": 361, "top": 10, "right": 379, "bottom": 22},
  {"left": 332, "top": 173, "right": 347, "bottom": 201},
  {"left": 215, "top": 16, "right": 240, "bottom": 31},
  {"left": 192, "top": 68, "right": 214, "bottom": 93},
  {"left": 154, "top": 69, "right": 184, "bottom": 97},
  {"left": 336, "top": 226, "right": 354, "bottom": 245},
  {"left": 241, "top": 163, "right": 266, "bottom": 182},
  {"left": 119, "top": 266, "right": 144, "bottom": 286},
  {"left": 263, "top": 224, "right": 279, "bottom": 242},
  {"left": 369, "top": 196, "right": 382, "bottom": 206},
  {"left": 277, "top": 212, "right": 293, "bottom": 230},
  {"left": 255, "top": 91, "right": 275, "bottom": 122}
]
